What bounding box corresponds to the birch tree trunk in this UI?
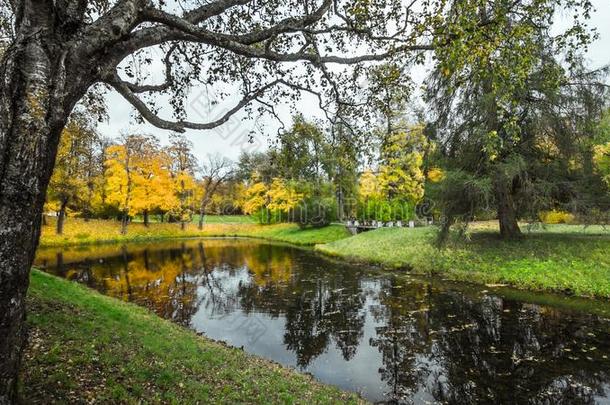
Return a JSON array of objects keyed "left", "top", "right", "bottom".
[{"left": 0, "top": 3, "right": 77, "bottom": 400}]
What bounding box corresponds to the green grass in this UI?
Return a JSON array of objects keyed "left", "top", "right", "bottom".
[
  {"left": 191, "top": 214, "right": 256, "bottom": 224},
  {"left": 131, "top": 214, "right": 257, "bottom": 224},
  {"left": 40, "top": 217, "right": 350, "bottom": 247},
  {"left": 21, "top": 270, "right": 363, "bottom": 404},
  {"left": 316, "top": 224, "right": 610, "bottom": 298},
  {"left": 248, "top": 224, "right": 351, "bottom": 246}
]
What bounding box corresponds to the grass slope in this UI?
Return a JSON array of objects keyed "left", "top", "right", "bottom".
[
  {"left": 21, "top": 270, "right": 363, "bottom": 404},
  {"left": 130, "top": 214, "right": 257, "bottom": 224},
  {"left": 316, "top": 224, "right": 610, "bottom": 298},
  {"left": 40, "top": 217, "right": 350, "bottom": 247}
]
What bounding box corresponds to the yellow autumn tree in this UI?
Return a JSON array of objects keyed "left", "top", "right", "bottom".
[
  {"left": 267, "top": 178, "right": 303, "bottom": 213},
  {"left": 243, "top": 178, "right": 303, "bottom": 223},
  {"left": 131, "top": 148, "right": 177, "bottom": 226},
  {"left": 105, "top": 134, "right": 160, "bottom": 233},
  {"left": 358, "top": 169, "right": 382, "bottom": 200},
  {"left": 46, "top": 115, "right": 100, "bottom": 234},
  {"left": 243, "top": 181, "right": 269, "bottom": 217},
  {"left": 594, "top": 143, "right": 610, "bottom": 187},
  {"left": 378, "top": 124, "right": 427, "bottom": 203}
]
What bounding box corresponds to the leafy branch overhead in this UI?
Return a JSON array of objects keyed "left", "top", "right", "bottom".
[{"left": 0, "top": 0, "right": 592, "bottom": 136}]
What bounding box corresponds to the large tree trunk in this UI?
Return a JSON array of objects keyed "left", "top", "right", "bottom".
[
  {"left": 121, "top": 212, "right": 129, "bottom": 234},
  {"left": 0, "top": 30, "right": 65, "bottom": 404},
  {"left": 480, "top": 44, "right": 522, "bottom": 240},
  {"left": 198, "top": 196, "right": 210, "bottom": 230},
  {"left": 335, "top": 186, "right": 345, "bottom": 222},
  {"left": 143, "top": 209, "right": 149, "bottom": 227},
  {"left": 494, "top": 176, "right": 522, "bottom": 239},
  {"left": 0, "top": 4, "right": 75, "bottom": 399},
  {"left": 198, "top": 210, "right": 206, "bottom": 230},
  {"left": 56, "top": 198, "right": 68, "bottom": 235}
]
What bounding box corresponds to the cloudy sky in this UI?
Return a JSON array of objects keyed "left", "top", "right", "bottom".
[{"left": 97, "top": 1, "right": 610, "bottom": 162}]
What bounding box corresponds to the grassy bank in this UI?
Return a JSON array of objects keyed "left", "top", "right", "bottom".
[
  {"left": 131, "top": 214, "right": 256, "bottom": 224},
  {"left": 316, "top": 224, "right": 610, "bottom": 298},
  {"left": 39, "top": 217, "right": 610, "bottom": 298},
  {"left": 40, "top": 217, "right": 350, "bottom": 247},
  {"left": 21, "top": 270, "right": 362, "bottom": 404}
]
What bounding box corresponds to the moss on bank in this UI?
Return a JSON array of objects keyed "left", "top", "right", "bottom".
[
  {"left": 40, "top": 217, "right": 350, "bottom": 247},
  {"left": 316, "top": 225, "right": 610, "bottom": 298},
  {"left": 21, "top": 270, "right": 363, "bottom": 404}
]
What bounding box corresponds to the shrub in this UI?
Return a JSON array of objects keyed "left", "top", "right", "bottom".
[
  {"left": 250, "top": 208, "right": 285, "bottom": 224},
  {"left": 356, "top": 198, "right": 415, "bottom": 222},
  {"left": 292, "top": 197, "right": 335, "bottom": 228},
  {"left": 539, "top": 210, "right": 575, "bottom": 224}
]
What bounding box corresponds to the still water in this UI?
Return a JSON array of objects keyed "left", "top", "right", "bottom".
[{"left": 35, "top": 238, "right": 610, "bottom": 404}]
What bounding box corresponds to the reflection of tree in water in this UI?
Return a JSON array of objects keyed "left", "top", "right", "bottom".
[
  {"left": 368, "top": 278, "right": 610, "bottom": 404},
  {"left": 165, "top": 243, "right": 202, "bottom": 326},
  {"left": 195, "top": 242, "right": 241, "bottom": 318},
  {"left": 39, "top": 241, "right": 610, "bottom": 404},
  {"left": 369, "top": 276, "right": 435, "bottom": 401},
  {"left": 423, "top": 290, "right": 609, "bottom": 404},
  {"left": 46, "top": 243, "right": 203, "bottom": 325},
  {"left": 238, "top": 250, "right": 366, "bottom": 368}
]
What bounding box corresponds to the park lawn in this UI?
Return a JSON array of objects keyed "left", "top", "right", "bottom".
[
  {"left": 40, "top": 217, "right": 350, "bottom": 247},
  {"left": 191, "top": 214, "right": 256, "bottom": 224},
  {"left": 130, "top": 214, "right": 257, "bottom": 224},
  {"left": 316, "top": 224, "right": 610, "bottom": 298},
  {"left": 20, "top": 270, "right": 363, "bottom": 404}
]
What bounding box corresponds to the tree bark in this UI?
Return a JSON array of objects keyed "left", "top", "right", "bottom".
[
  {"left": 494, "top": 176, "right": 522, "bottom": 239},
  {"left": 198, "top": 211, "right": 206, "bottom": 230},
  {"left": 121, "top": 212, "right": 129, "bottom": 234},
  {"left": 143, "top": 209, "right": 149, "bottom": 227},
  {"left": 56, "top": 198, "right": 68, "bottom": 235},
  {"left": 198, "top": 197, "right": 210, "bottom": 230},
  {"left": 335, "top": 187, "right": 345, "bottom": 222},
  {"left": 0, "top": 3, "right": 78, "bottom": 399}
]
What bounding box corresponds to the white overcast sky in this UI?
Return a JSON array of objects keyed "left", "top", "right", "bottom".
[{"left": 97, "top": 0, "right": 610, "bottom": 162}]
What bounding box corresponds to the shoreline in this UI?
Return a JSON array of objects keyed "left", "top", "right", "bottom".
[
  {"left": 315, "top": 226, "right": 610, "bottom": 299},
  {"left": 22, "top": 270, "right": 364, "bottom": 404},
  {"left": 38, "top": 217, "right": 610, "bottom": 300},
  {"left": 39, "top": 218, "right": 350, "bottom": 248}
]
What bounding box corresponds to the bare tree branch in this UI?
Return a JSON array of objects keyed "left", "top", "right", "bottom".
[
  {"left": 183, "top": 0, "right": 252, "bottom": 24},
  {"left": 107, "top": 73, "right": 282, "bottom": 132},
  {"left": 125, "top": 44, "right": 178, "bottom": 93},
  {"left": 133, "top": 7, "right": 432, "bottom": 63}
]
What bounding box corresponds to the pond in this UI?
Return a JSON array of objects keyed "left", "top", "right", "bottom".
[{"left": 35, "top": 238, "right": 610, "bottom": 404}]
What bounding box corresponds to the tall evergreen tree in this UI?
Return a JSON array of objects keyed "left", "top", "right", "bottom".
[{"left": 426, "top": 0, "right": 597, "bottom": 239}]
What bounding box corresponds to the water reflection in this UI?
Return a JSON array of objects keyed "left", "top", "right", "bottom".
[{"left": 35, "top": 239, "right": 610, "bottom": 403}]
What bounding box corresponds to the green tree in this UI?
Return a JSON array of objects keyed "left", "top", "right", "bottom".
[
  {"left": 275, "top": 115, "right": 327, "bottom": 182},
  {"left": 46, "top": 115, "right": 100, "bottom": 234},
  {"left": 197, "top": 154, "right": 234, "bottom": 229},
  {"left": 367, "top": 63, "right": 412, "bottom": 150},
  {"left": 427, "top": 0, "right": 597, "bottom": 239},
  {"left": 326, "top": 121, "right": 360, "bottom": 220},
  {"left": 378, "top": 123, "right": 427, "bottom": 203}
]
